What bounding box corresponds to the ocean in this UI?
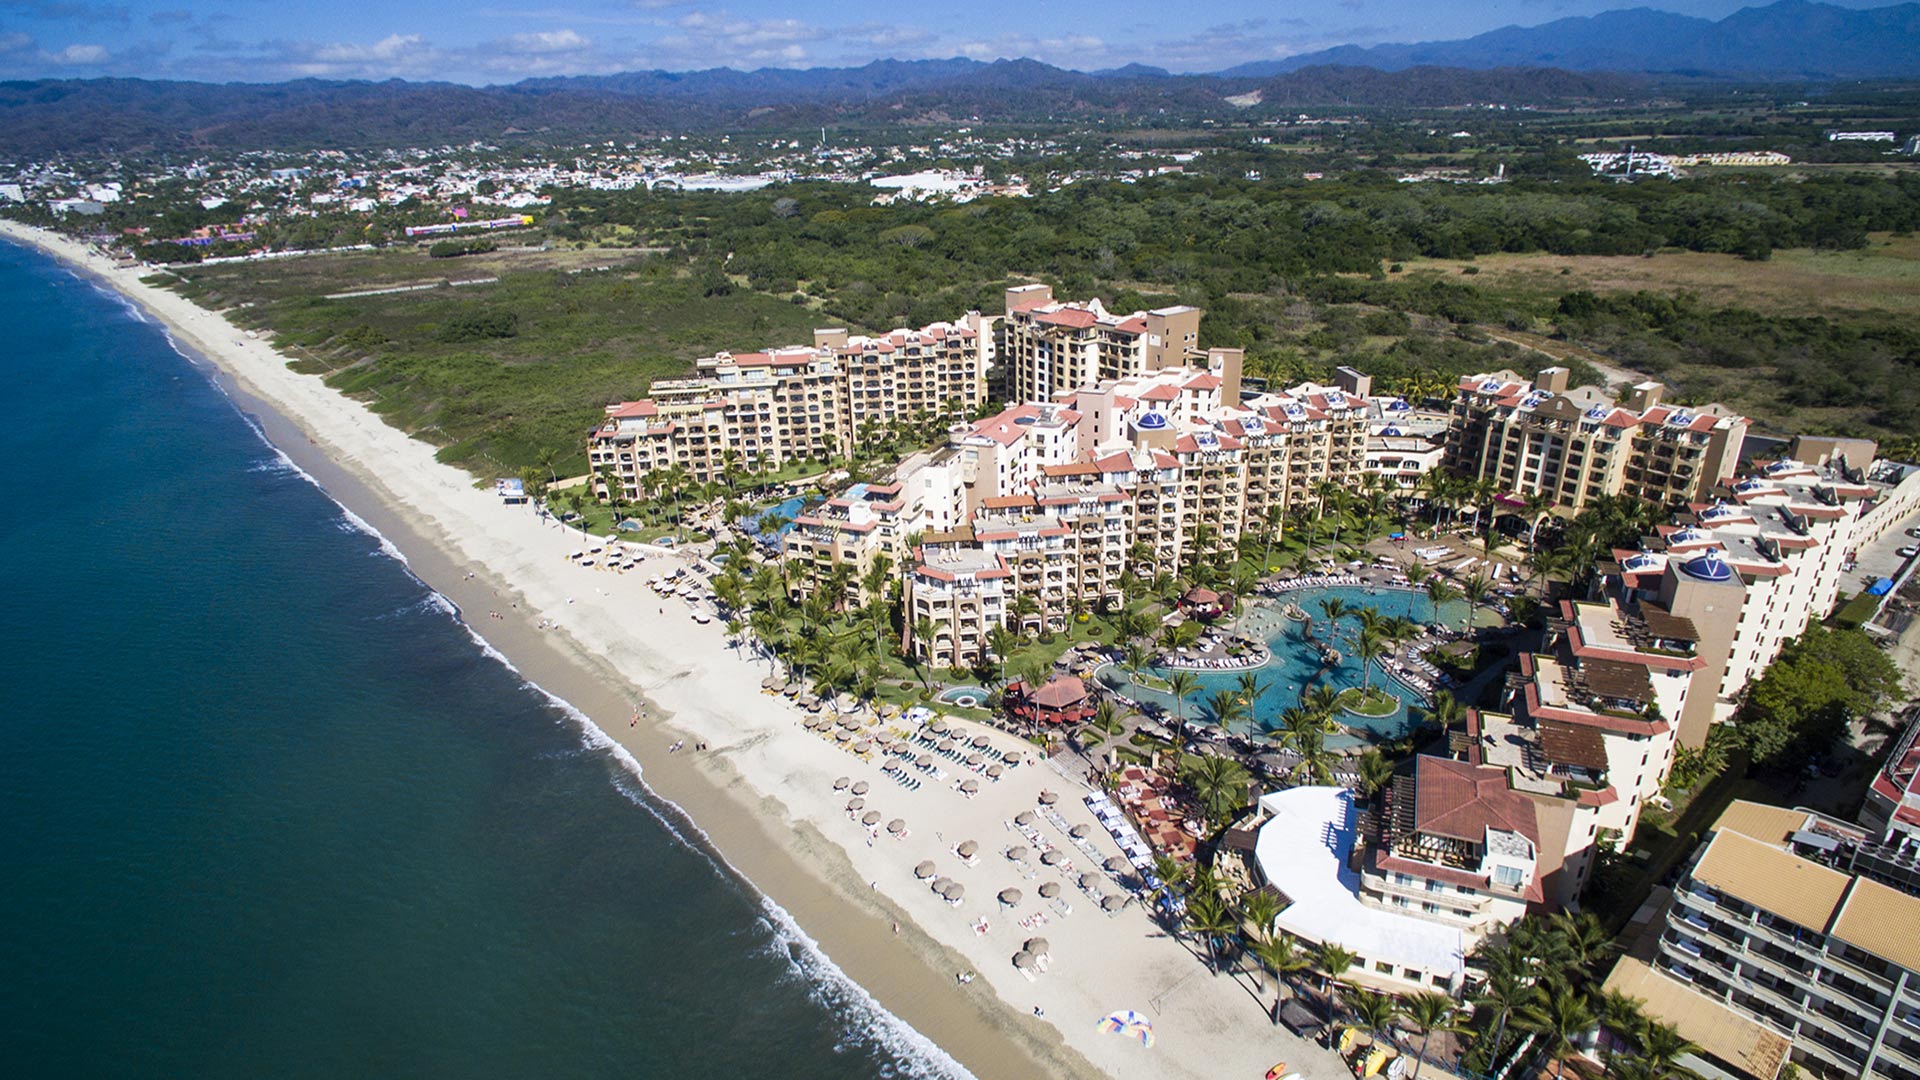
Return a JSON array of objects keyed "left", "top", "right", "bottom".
[{"left": 0, "top": 240, "right": 958, "bottom": 1078}]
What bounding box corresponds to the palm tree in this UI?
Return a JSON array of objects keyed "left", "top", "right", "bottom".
[
  {"left": 1235, "top": 671, "right": 1266, "bottom": 721},
  {"left": 1425, "top": 688, "right": 1464, "bottom": 735},
  {"left": 1634, "top": 1019, "right": 1701, "bottom": 1078},
  {"left": 1469, "top": 962, "right": 1536, "bottom": 1068},
  {"left": 1346, "top": 988, "right": 1401, "bottom": 1051},
  {"left": 1424, "top": 577, "right": 1460, "bottom": 625},
  {"left": 1401, "top": 992, "right": 1463, "bottom": 1080},
  {"left": 1239, "top": 888, "right": 1284, "bottom": 946},
  {"left": 986, "top": 623, "right": 1019, "bottom": 686},
  {"left": 1166, "top": 670, "right": 1200, "bottom": 743},
  {"left": 1315, "top": 943, "right": 1357, "bottom": 1030},
  {"left": 1318, "top": 597, "right": 1350, "bottom": 643},
  {"left": 1184, "top": 889, "right": 1239, "bottom": 972},
  {"left": 1459, "top": 572, "right": 1492, "bottom": 634},
  {"left": 1179, "top": 753, "right": 1253, "bottom": 826},
  {"left": 1596, "top": 988, "right": 1649, "bottom": 1067},
  {"left": 1207, "top": 689, "right": 1249, "bottom": 731},
  {"left": 1251, "top": 934, "right": 1310, "bottom": 1024},
  {"left": 1552, "top": 910, "right": 1617, "bottom": 984},
  {"left": 1517, "top": 989, "right": 1597, "bottom": 1080},
  {"left": 1355, "top": 626, "right": 1389, "bottom": 694},
  {"left": 1355, "top": 748, "right": 1395, "bottom": 800},
  {"left": 1522, "top": 488, "right": 1558, "bottom": 554}
]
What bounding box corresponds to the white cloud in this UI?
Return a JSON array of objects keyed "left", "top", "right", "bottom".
[
  {"left": 500, "top": 28, "right": 591, "bottom": 55},
  {"left": 651, "top": 8, "right": 826, "bottom": 66},
  {"left": 46, "top": 42, "right": 108, "bottom": 64}
]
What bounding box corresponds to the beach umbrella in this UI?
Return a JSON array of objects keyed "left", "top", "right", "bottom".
[
  {"left": 853, "top": 740, "right": 871, "bottom": 754},
  {"left": 836, "top": 729, "right": 854, "bottom": 742},
  {"left": 861, "top": 811, "right": 881, "bottom": 826},
  {"left": 887, "top": 818, "right": 906, "bottom": 835},
  {"left": 1039, "top": 790, "right": 1059, "bottom": 805},
  {"left": 1104, "top": 856, "right": 1128, "bottom": 873},
  {"left": 932, "top": 876, "right": 954, "bottom": 892},
  {"left": 960, "top": 779, "right": 980, "bottom": 794},
  {"left": 914, "top": 861, "right": 936, "bottom": 879},
  {"left": 987, "top": 764, "right": 1005, "bottom": 778},
  {"left": 1006, "top": 845, "right": 1030, "bottom": 861},
  {"left": 1096, "top": 1010, "right": 1151, "bottom": 1037},
  {"left": 1040, "top": 850, "right": 1064, "bottom": 866},
  {"left": 851, "top": 780, "right": 869, "bottom": 795},
  {"left": 762, "top": 676, "right": 779, "bottom": 690},
  {"left": 916, "top": 754, "right": 934, "bottom": 768},
  {"left": 1102, "top": 894, "right": 1126, "bottom": 912},
  {"left": 971, "top": 734, "right": 990, "bottom": 748},
  {"left": 807, "top": 700, "right": 824, "bottom": 713},
  {"left": 1013, "top": 951, "right": 1036, "bottom": 969},
  {"left": 966, "top": 752, "right": 985, "bottom": 766},
  {"left": 928, "top": 717, "right": 948, "bottom": 733},
  {"left": 1015, "top": 811, "right": 1036, "bottom": 826},
  {"left": 957, "top": 840, "right": 979, "bottom": 858},
  {"left": 840, "top": 717, "right": 859, "bottom": 730},
  {"left": 833, "top": 776, "right": 850, "bottom": 791},
  {"left": 846, "top": 797, "right": 865, "bottom": 811},
  {"left": 1079, "top": 872, "right": 1102, "bottom": 889},
  {"left": 998, "top": 888, "right": 1023, "bottom": 906},
  {"left": 943, "top": 882, "right": 965, "bottom": 900},
  {"left": 1070, "top": 824, "right": 1091, "bottom": 839},
  {"left": 1024, "top": 937, "right": 1050, "bottom": 956},
  {"left": 1038, "top": 882, "right": 1061, "bottom": 898}
]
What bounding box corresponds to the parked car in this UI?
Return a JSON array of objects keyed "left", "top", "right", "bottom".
[{"left": 1899, "top": 546, "right": 1919, "bottom": 558}]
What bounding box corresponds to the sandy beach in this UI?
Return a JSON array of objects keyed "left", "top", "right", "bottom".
[{"left": 1, "top": 220, "right": 1345, "bottom": 1080}]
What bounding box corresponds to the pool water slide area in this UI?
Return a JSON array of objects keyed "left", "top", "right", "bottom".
[
  {"left": 747, "top": 495, "right": 812, "bottom": 548},
  {"left": 1097, "top": 585, "right": 1463, "bottom": 746}
]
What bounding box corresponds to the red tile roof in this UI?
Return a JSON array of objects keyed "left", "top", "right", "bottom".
[{"left": 1415, "top": 756, "right": 1540, "bottom": 844}]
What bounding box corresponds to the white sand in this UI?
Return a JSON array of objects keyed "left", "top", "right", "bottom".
[{"left": 3, "top": 222, "right": 1348, "bottom": 1080}]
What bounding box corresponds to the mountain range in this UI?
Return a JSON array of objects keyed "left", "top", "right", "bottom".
[
  {"left": 1223, "top": 1, "right": 1920, "bottom": 80},
  {"left": 1, "top": 3, "right": 1917, "bottom": 155}
]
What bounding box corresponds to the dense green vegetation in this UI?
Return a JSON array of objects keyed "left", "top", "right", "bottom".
[
  {"left": 1728, "top": 625, "right": 1906, "bottom": 771},
  {"left": 183, "top": 255, "right": 821, "bottom": 476}
]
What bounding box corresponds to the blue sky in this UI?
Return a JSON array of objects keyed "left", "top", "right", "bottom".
[{"left": 0, "top": 0, "right": 1901, "bottom": 82}]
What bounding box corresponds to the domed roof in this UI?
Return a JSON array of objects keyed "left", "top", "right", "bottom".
[
  {"left": 1680, "top": 551, "right": 1735, "bottom": 583},
  {"left": 1136, "top": 411, "right": 1168, "bottom": 430}
]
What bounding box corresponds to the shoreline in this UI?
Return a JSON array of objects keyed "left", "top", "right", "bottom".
[{"left": 2, "top": 220, "right": 1342, "bottom": 1080}]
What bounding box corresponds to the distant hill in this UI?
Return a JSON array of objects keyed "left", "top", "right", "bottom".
[
  {"left": 1224, "top": 1, "right": 1920, "bottom": 80},
  {"left": 0, "top": 63, "right": 1643, "bottom": 155}
]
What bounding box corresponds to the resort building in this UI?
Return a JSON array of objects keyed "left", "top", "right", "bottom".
[
  {"left": 1361, "top": 755, "right": 1542, "bottom": 945},
  {"left": 1606, "top": 450, "right": 1920, "bottom": 744},
  {"left": 1445, "top": 367, "right": 1749, "bottom": 513},
  {"left": 1605, "top": 800, "right": 1920, "bottom": 1080},
  {"left": 904, "top": 532, "right": 1011, "bottom": 670},
  {"left": 587, "top": 316, "right": 990, "bottom": 498},
  {"left": 1862, "top": 707, "right": 1920, "bottom": 857},
  {"left": 781, "top": 448, "right": 967, "bottom": 605},
  {"left": 998, "top": 283, "right": 1203, "bottom": 404},
  {"left": 1250, "top": 785, "right": 1471, "bottom": 996}
]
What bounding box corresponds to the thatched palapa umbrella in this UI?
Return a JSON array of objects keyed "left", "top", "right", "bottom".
[
  {"left": 887, "top": 818, "right": 906, "bottom": 835},
  {"left": 1038, "top": 882, "right": 1061, "bottom": 898},
  {"left": 1039, "top": 790, "right": 1059, "bottom": 805},
  {"left": 1069, "top": 824, "right": 1091, "bottom": 839},
  {"left": 1024, "top": 937, "right": 1050, "bottom": 956},
  {"left": 1101, "top": 894, "right": 1126, "bottom": 912},
  {"left": 1005, "top": 845, "right": 1030, "bottom": 861},
  {"left": 846, "top": 797, "right": 865, "bottom": 811},
  {"left": 956, "top": 840, "right": 979, "bottom": 858},
  {"left": 1014, "top": 811, "right": 1036, "bottom": 826},
  {"left": 1079, "top": 872, "right": 1102, "bottom": 889},
  {"left": 833, "top": 776, "right": 850, "bottom": 791},
  {"left": 914, "top": 861, "right": 936, "bottom": 879},
  {"left": 998, "top": 888, "right": 1023, "bottom": 906},
  {"left": 851, "top": 780, "right": 869, "bottom": 795},
  {"left": 861, "top": 810, "right": 881, "bottom": 826}
]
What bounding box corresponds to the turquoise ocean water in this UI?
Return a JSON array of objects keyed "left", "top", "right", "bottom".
[{"left": 0, "top": 241, "right": 958, "bottom": 1079}]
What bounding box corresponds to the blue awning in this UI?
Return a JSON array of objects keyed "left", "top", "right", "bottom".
[{"left": 1868, "top": 577, "right": 1895, "bottom": 597}]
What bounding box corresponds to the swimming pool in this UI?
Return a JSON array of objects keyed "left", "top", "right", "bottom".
[
  {"left": 1096, "top": 585, "right": 1464, "bottom": 746},
  {"left": 747, "top": 496, "right": 812, "bottom": 550},
  {"left": 936, "top": 685, "right": 992, "bottom": 709}
]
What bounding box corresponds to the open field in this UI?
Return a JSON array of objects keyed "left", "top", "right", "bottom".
[
  {"left": 156, "top": 247, "right": 825, "bottom": 478},
  {"left": 1400, "top": 233, "right": 1920, "bottom": 318}
]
